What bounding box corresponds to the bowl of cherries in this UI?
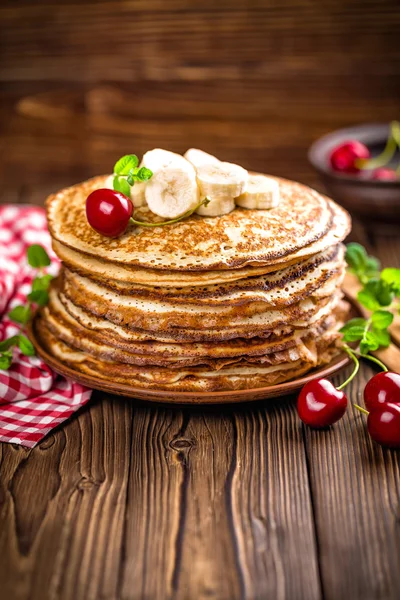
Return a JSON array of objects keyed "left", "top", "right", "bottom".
[{"left": 308, "top": 122, "right": 400, "bottom": 224}]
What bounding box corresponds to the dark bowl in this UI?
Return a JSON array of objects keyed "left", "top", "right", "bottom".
[{"left": 308, "top": 123, "right": 400, "bottom": 224}]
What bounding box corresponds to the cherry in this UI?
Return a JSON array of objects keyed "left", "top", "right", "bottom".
[
  {"left": 370, "top": 167, "right": 397, "bottom": 181},
  {"left": 297, "top": 378, "right": 348, "bottom": 428},
  {"left": 86, "top": 189, "right": 133, "bottom": 237},
  {"left": 367, "top": 403, "right": 400, "bottom": 449},
  {"left": 364, "top": 371, "right": 400, "bottom": 412},
  {"left": 329, "top": 140, "right": 370, "bottom": 174}
]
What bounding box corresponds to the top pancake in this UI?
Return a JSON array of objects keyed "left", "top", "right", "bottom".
[{"left": 46, "top": 175, "right": 351, "bottom": 273}]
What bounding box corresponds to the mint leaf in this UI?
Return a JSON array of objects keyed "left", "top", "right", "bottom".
[
  {"left": 0, "top": 351, "right": 13, "bottom": 370},
  {"left": 8, "top": 305, "right": 32, "bottom": 325},
  {"left": 345, "top": 243, "right": 368, "bottom": 272},
  {"left": 340, "top": 318, "right": 368, "bottom": 334},
  {"left": 363, "top": 331, "right": 381, "bottom": 351},
  {"left": 341, "top": 326, "right": 366, "bottom": 342},
  {"left": 381, "top": 268, "right": 400, "bottom": 294},
  {"left": 0, "top": 336, "right": 19, "bottom": 352},
  {"left": 113, "top": 154, "right": 139, "bottom": 175},
  {"left": 136, "top": 167, "right": 153, "bottom": 182},
  {"left": 357, "top": 288, "right": 380, "bottom": 311},
  {"left": 32, "top": 274, "right": 53, "bottom": 292},
  {"left": 18, "top": 335, "right": 35, "bottom": 356},
  {"left": 113, "top": 176, "right": 131, "bottom": 197},
  {"left": 370, "top": 327, "right": 391, "bottom": 348},
  {"left": 365, "top": 256, "right": 381, "bottom": 279},
  {"left": 27, "top": 244, "right": 51, "bottom": 268},
  {"left": 28, "top": 290, "right": 49, "bottom": 306},
  {"left": 371, "top": 310, "right": 394, "bottom": 330}
]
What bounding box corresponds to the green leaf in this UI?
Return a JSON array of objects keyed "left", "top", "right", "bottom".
[
  {"left": 0, "top": 351, "right": 13, "bottom": 370},
  {"left": 345, "top": 243, "right": 367, "bottom": 272},
  {"left": 27, "top": 244, "right": 51, "bottom": 268},
  {"left": 342, "top": 326, "right": 366, "bottom": 342},
  {"left": 360, "top": 340, "right": 371, "bottom": 355},
  {"left": 340, "top": 318, "right": 367, "bottom": 334},
  {"left": 364, "top": 256, "right": 381, "bottom": 279},
  {"left": 113, "top": 176, "right": 131, "bottom": 197},
  {"left": 8, "top": 305, "right": 32, "bottom": 325},
  {"left": 357, "top": 289, "right": 380, "bottom": 311},
  {"left": 381, "top": 268, "right": 400, "bottom": 294},
  {"left": 136, "top": 167, "right": 153, "bottom": 182},
  {"left": 363, "top": 331, "right": 381, "bottom": 351},
  {"left": 113, "top": 154, "right": 139, "bottom": 175},
  {"left": 28, "top": 290, "right": 49, "bottom": 306},
  {"left": 371, "top": 310, "right": 394, "bottom": 330},
  {"left": 18, "top": 335, "right": 35, "bottom": 356},
  {"left": 0, "top": 336, "right": 19, "bottom": 352},
  {"left": 370, "top": 327, "right": 391, "bottom": 348},
  {"left": 32, "top": 274, "right": 53, "bottom": 292}
]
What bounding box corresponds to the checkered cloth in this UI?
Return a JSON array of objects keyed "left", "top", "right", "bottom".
[{"left": 0, "top": 205, "right": 92, "bottom": 447}]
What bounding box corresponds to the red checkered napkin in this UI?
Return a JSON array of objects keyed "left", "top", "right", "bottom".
[{"left": 0, "top": 205, "right": 92, "bottom": 448}]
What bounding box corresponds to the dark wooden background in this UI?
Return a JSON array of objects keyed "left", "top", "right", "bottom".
[{"left": 1, "top": 1, "right": 400, "bottom": 599}]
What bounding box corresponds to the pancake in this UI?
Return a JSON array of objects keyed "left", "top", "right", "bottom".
[
  {"left": 42, "top": 287, "right": 346, "bottom": 367},
  {"left": 47, "top": 175, "right": 350, "bottom": 275},
  {"left": 64, "top": 244, "right": 345, "bottom": 306},
  {"left": 36, "top": 322, "right": 341, "bottom": 392}
]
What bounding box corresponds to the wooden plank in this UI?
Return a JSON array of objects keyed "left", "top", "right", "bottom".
[
  {"left": 0, "top": 395, "right": 134, "bottom": 600},
  {"left": 304, "top": 366, "right": 400, "bottom": 600},
  {"left": 1, "top": 2, "right": 400, "bottom": 83},
  {"left": 120, "top": 399, "right": 321, "bottom": 600}
]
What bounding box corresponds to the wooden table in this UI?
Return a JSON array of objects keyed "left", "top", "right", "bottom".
[{"left": 0, "top": 181, "right": 399, "bottom": 600}]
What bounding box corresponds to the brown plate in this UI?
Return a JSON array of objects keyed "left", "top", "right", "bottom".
[{"left": 27, "top": 295, "right": 359, "bottom": 404}]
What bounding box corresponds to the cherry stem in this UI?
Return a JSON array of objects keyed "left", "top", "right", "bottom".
[
  {"left": 129, "top": 198, "right": 210, "bottom": 228},
  {"left": 355, "top": 121, "right": 399, "bottom": 170},
  {"left": 358, "top": 352, "right": 388, "bottom": 372},
  {"left": 337, "top": 346, "right": 360, "bottom": 391},
  {"left": 354, "top": 404, "right": 369, "bottom": 416}
]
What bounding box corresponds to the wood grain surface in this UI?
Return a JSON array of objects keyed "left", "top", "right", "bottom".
[{"left": 1, "top": 0, "right": 400, "bottom": 598}]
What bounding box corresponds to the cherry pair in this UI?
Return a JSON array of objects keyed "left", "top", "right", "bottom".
[
  {"left": 329, "top": 141, "right": 397, "bottom": 181},
  {"left": 297, "top": 371, "right": 400, "bottom": 448}
]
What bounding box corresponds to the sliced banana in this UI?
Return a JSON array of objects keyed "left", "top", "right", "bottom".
[
  {"left": 141, "top": 148, "right": 192, "bottom": 173},
  {"left": 235, "top": 174, "right": 280, "bottom": 209},
  {"left": 104, "top": 175, "right": 147, "bottom": 207},
  {"left": 196, "top": 196, "right": 235, "bottom": 217},
  {"left": 145, "top": 166, "right": 199, "bottom": 219},
  {"left": 196, "top": 162, "right": 248, "bottom": 199},
  {"left": 184, "top": 148, "right": 220, "bottom": 168}
]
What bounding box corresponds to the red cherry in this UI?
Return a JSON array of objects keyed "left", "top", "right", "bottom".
[
  {"left": 329, "top": 140, "right": 370, "bottom": 174},
  {"left": 297, "top": 378, "right": 348, "bottom": 428},
  {"left": 367, "top": 403, "right": 400, "bottom": 448},
  {"left": 364, "top": 371, "right": 400, "bottom": 412},
  {"left": 370, "top": 167, "right": 397, "bottom": 181},
  {"left": 86, "top": 189, "right": 133, "bottom": 237}
]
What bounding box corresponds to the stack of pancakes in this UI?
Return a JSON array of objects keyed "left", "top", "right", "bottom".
[{"left": 35, "top": 175, "right": 351, "bottom": 392}]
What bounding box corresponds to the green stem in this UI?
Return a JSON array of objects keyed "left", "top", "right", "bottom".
[
  {"left": 354, "top": 404, "right": 369, "bottom": 416},
  {"left": 130, "top": 198, "right": 210, "bottom": 228},
  {"left": 355, "top": 122, "right": 399, "bottom": 170},
  {"left": 358, "top": 352, "right": 388, "bottom": 372},
  {"left": 337, "top": 346, "right": 360, "bottom": 391}
]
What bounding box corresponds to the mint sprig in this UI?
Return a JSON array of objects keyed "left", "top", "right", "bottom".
[
  {"left": 112, "top": 154, "right": 153, "bottom": 197},
  {"left": 341, "top": 244, "right": 399, "bottom": 353},
  {"left": 0, "top": 245, "right": 52, "bottom": 370}
]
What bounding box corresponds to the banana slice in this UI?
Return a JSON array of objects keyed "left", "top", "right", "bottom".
[
  {"left": 141, "top": 148, "right": 192, "bottom": 173},
  {"left": 235, "top": 175, "right": 280, "bottom": 209},
  {"left": 145, "top": 167, "right": 199, "bottom": 219},
  {"left": 104, "top": 175, "right": 147, "bottom": 207},
  {"left": 196, "top": 196, "right": 235, "bottom": 217},
  {"left": 196, "top": 162, "right": 248, "bottom": 199},
  {"left": 184, "top": 148, "right": 220, "bottom": 168}
]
